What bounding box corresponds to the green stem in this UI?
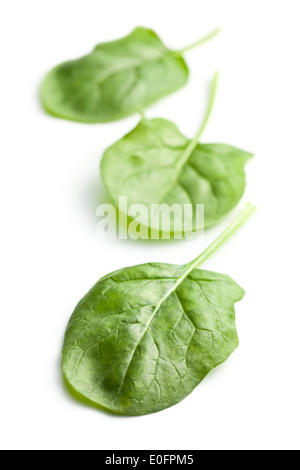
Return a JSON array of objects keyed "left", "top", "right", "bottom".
[
  {"left": 189, "top": 203, "right": 256, "bottom": 271},
  {"left": 196, "top": 71, "right": 219, "bottom": 140},
  {"left": 177, "top": 28, "right": 222, "bottom": 54},
  {"left": 136, "top": 107, "right": 146, "bottom": 120},
  {"left": 178, "top": 71, "right": 219, "bottom": 168}
]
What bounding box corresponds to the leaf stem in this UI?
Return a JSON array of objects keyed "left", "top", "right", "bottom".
[
  {"left": 196, "top": 71, "right": 219, "bottom": 140},
  {"left": 178, "top": 71, "right": 219, "bottom": 168},
  {"left": 189, "top": 203, "right": 257, "bottom": 270},
  {"left": 177, "top": 28, "right": 222, "bottom": 54},
  {"left": 135, "top": 106, "right": 146, "bottom": 120}
]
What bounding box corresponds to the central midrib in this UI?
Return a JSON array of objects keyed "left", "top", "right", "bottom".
[
  {"left": 156, "top": 139, "right": 206, "bottom": 206},
  {"left": 114, "top": 260, "right": 200, "bottom": 401}
]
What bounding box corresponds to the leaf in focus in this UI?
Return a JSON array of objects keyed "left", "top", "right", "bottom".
[{"left": 62, "top": 263, "right": 244, "bottom": 415}]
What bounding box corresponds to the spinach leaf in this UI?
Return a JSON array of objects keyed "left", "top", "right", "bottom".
[
  {"left": 101, "top": 74, "right": 253, "bottom": 234},
  {"left": 62, "top": 204, "right": 255, "bottom": 415},
  {"left": 41, "top": 27, "right": 220, "bottom": 123}
]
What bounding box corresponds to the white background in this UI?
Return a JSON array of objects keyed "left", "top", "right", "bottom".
[{"left": 1, "top": 0, "right": 299, "bottom": 451}]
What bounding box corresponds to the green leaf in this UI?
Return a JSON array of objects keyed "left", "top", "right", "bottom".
[
  {"left": 62, "top": 204, "right": 256, "bottom": 415},
  {"left": 101, "top": 74, "right": 253, "bottom": 233},
  {"left": 41, "top": 27, "right": 220, "bottom": 123}
]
